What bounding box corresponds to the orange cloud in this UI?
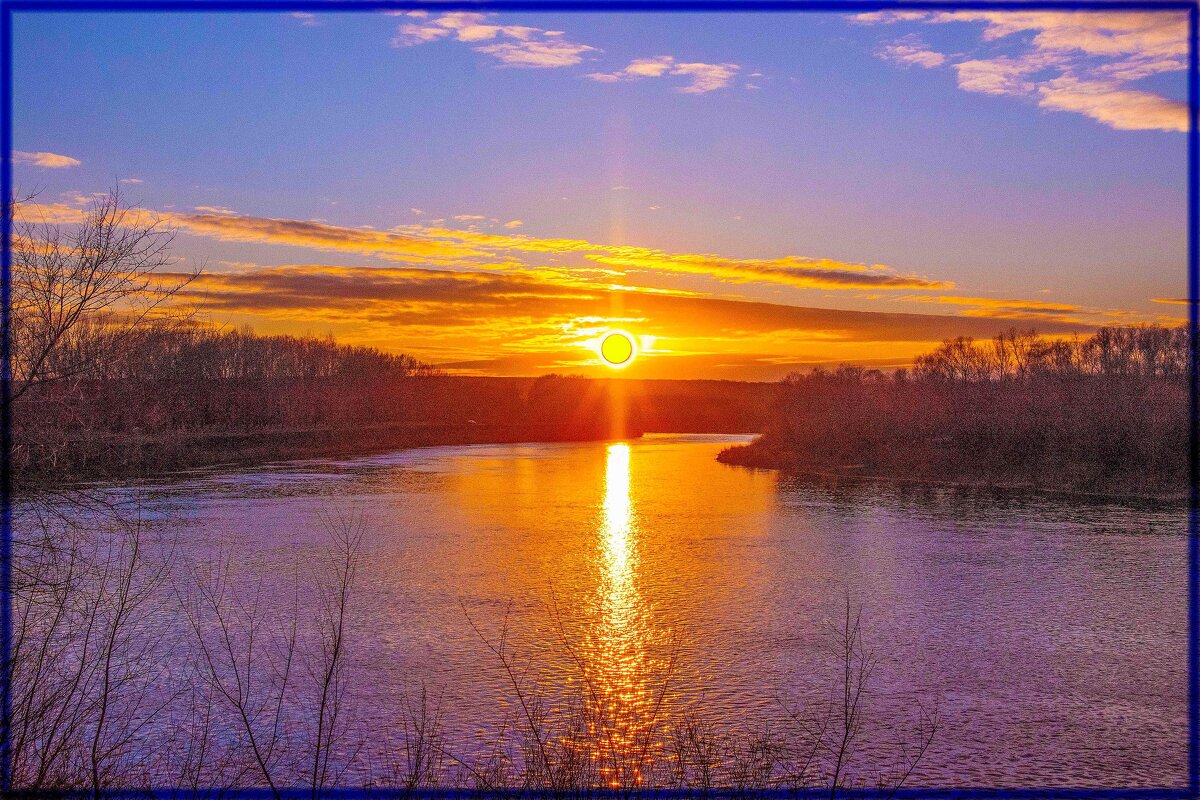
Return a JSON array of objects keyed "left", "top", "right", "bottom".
[
  {"left": 170, "top": 212, "right": 489, "bottom": 264},
  {"left": 14, "top": 150, "right": 81, "bottom": 168},
  {"left": 585, "top": 250, "right": 951, "bottom": 290},
  {"left": 174, "top": 263, "right": 1081, "bottom": 337},
  {"left": 162, "top": 263, "right": 1096, "bottom": 379},
  {"left": 902, "top": 294, "right": 1095, "bottom": 323}
]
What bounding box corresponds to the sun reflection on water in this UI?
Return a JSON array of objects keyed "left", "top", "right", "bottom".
[
  {"left": 579, "top": 441, "right": 665, "bottom": 787},
  {"left": 603, "top": 442, "right": 635, "bottom": 598}
]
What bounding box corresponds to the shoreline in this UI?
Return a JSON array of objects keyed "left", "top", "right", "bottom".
[
  {"left": 25, "top": 427, "right": 1185, "bottom": 507},
  {"left": 20, "top": 421, "right": 642, "bottom": 493},
  {"left": 717, "top": 443, "right": 1188, "bottom": 505}
]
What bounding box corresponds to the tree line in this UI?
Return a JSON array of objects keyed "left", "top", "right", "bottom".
[
  {"left": 908, "top": 326, "right": 1190, "bottom": 382},
  {"left": 720, "top": 325, "right": 1190, "bottom": 499}
]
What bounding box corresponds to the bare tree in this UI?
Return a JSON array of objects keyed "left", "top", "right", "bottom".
[
  {"left": 180, "top": 510, "right": 365, "bottom": 798},
  {"left": 4, "top": 510, "right": 177, "bottom": 791},
  {"left": 798, "top": 595, "right": 939, "bottom": 798},
  {"left": 393, "top": 684, "right": 446, "bottom": 791},
  {"left": 180, "top": 556, "right": 299, "bottom": 799},
  {"left": 308, "top": 510, "right": 365, "bottom": 798},
  {"left": 9, "top": 187, "right": 193, "bottom": 404}
]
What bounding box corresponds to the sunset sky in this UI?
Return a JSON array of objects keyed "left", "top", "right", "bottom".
[{"left": 12, "top": 9, "right": 1190, "bottom": 380}]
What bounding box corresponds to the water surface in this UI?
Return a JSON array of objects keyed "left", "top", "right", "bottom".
[{"left": 85, "top": 434, "right": 1189, "bottom": 787}]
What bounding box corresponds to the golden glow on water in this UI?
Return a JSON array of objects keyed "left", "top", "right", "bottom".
[
  {"left": 603, "top": 443, "right": 635, "bottom": 583},
  {"left": 582, "top": 442, "right": 661, "bottom": 787}
]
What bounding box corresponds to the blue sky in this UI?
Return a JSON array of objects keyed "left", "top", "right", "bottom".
[{"left": 10, "top": 9, "right": 1190, "bottom": 378}]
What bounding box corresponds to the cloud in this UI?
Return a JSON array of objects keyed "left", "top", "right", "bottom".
[
  {"left": 26, "top": 198, "right": 959, "bottom": 296},
  {"left": 25, "top": 196, "right": 1115, "bottom": 377},
  {"left": 170, "top": 262, "right": 1090, "bottom": 381},
  {"left": 934, "top": 12, "right": 1186, "bottom": 60},
  {"left": 453, "top": 214, "right": 487, "bottom": 221},
  {"left": 878, "top": 39, "right": 947, "bottom": 68},
  {"left": 910, "top": 294, "right": 1081, "bottom": 311},
  {"left": 1036, "top": 76, "right": 1188, "bottom": 132},
  {"left": 14, "top": 151, "right": 81, "bottom": 168},
  {"left": 119, "top": 177, "right": 144, "bottom": 184},
  {"left": 173, "top": 264, "right": 1083, "bottom": 357},
  {"left": 20, "top": 198, "right": 941, "bottom": 296},
  {"left": 392, "top": 12, "right": 595, "bottom": 68},
  {"left": 584, "top": 250, "right": 951, "bottom": 291},
  {"left": 393, "top": 12, "right": 537, "bottom": 44},
  {"left": 953, "top": 54, "right": 1054, "bottom": 95},
  {"left": 504, "top": 220, "right": 524, "bottom": 228},
  {"left": 393, "top": 13, "right": 741, "bottom": 91},
  {"left": 289, "top": 12, "right": 319, "bottom": 27},
  {"left": 192, "top": 205, "right": 239, "bottom": 216},
  {"left": 672, "top": 62, "right": 741, "bottom": 94},
  {"left": 591, "top": 56, "right": 674, "bottom": 81},
  {"left": 587, "top": 56, "right": 740, "bottom": 93},
  {"left": 475, "top": 39, "right": 597, "bottom": 68},
  {"left": 170, "top": 211, "right": 488, "bottom": 264},
  {"left": 901, "top": 293, "right": 1095, "bottom": 323},
  {"left": 857, "top": 10, "right": 1188, "bottom": 132},
  {"left": 17, "top": 197, "right": 972, "bottom": 309}
]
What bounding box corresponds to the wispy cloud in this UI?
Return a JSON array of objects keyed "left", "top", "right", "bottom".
[
  {"left": 857, "top": 10, "right": 1188, "bottom": 132},
  {"left": 1037, "top": 76, "right": 1187, "bottom": 132},
  {"left": 167, "top": 264, "right": 977, "bottom": 337},
  {"left": 476, "top": 39, "right": 597, "bottom": 68},
  {"left": 895, "top": 293, "right": 1154, "bottom": 325},
  {"left": 170, "top": 212, "right": 487, "bottom": 264},
  {"left": 903, "top": 293, "right": 1085, "bottom": 321},
  {"left": 25, "top": 200, "right": 948, "bottom": 294},
  {"left": 15, "top": 150, "right": 81, "bottom": 168},
  {"left": 583, "top": 250, "right": 951, "bottom": 291},
  {"left": 392, "top": 12, "right": 596, "bottom": 68},
  {"left": 393, "top": 13, "right": 743, "bottom": 91},
  {"left": 587, "top": 56, "right": 740, "bottom": 93},
  {"left": 878, "top": 37, "right": 947, "bottom": 68},
  {"left": 289, "top": 12, "right": 319, "bottom": 27}
]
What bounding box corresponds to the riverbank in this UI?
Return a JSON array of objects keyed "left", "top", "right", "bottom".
[
  {"left": 717, "top": 438, "right": 1189, "bottom": 503},
  {"left": 22, "top": 421, "right": 637, "bottom": 489},
  {"left": 16, "top": 375, "right": 778, "bottom": 489}
]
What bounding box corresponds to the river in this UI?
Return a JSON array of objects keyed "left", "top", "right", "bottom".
[{"left": 27, "top": 433, "right": 1189, "bottom": 788}]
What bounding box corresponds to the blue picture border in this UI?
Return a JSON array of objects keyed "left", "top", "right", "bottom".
[{"left": 0, "top": 0, "right": 1195, "bottom": 797}]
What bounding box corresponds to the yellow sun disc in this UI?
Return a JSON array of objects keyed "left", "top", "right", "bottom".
[{"left": 600, "top": 332, "right": 635, "bottom": 366}]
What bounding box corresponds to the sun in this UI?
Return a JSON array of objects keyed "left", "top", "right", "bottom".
[{"left": 599, "top": 330, "right": 637, "bottom": 368}]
